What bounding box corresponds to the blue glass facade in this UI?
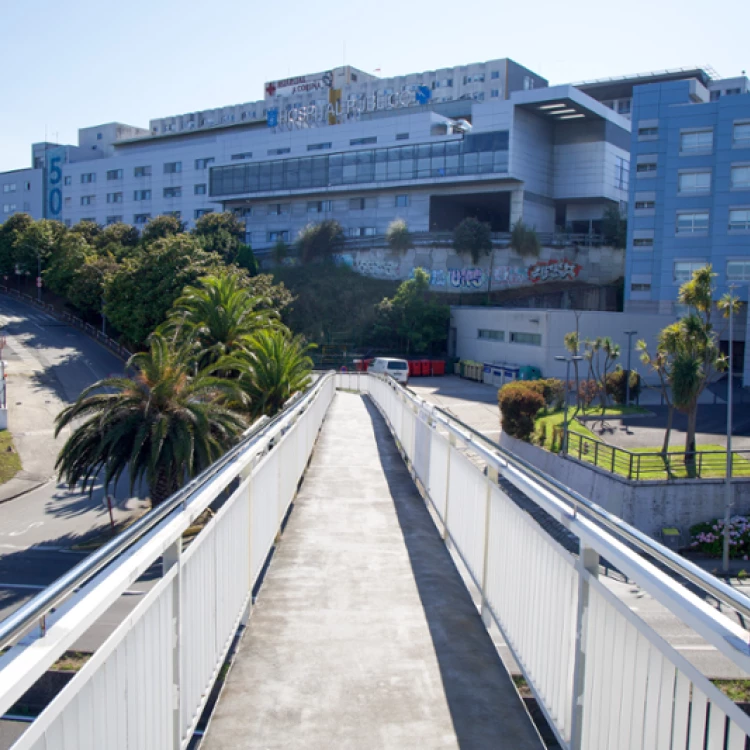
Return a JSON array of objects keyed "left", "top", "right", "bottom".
[{"left": 625, "top": 80, "right": 750, "bottom": 310}]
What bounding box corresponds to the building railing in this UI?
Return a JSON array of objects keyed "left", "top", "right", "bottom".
[
  {"left": 0, "top": 373, "right": 336, "bottom": 749},
  {"left": 336, "top": 371, "right": 750, "bottom": 750},
  {"left": 564, "top": 431, "right": 750, "bottom": 481}
]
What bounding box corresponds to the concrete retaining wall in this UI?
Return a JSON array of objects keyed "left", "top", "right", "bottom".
[{"left": 500, "top": 432, "right": 750, "bottom": 538}]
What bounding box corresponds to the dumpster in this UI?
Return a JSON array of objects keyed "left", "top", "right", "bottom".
[
  {"left": 519, "top": 365, "right": 542, "bottom": 381},
  {"left": 459, "top": 361, "right": 466, "bottom": 378},
  {"left": 408, "top": 360, "right": 419, "bottom": 377},
  {"left": 502, "top": 365, "right": 520, "bottom": 384},
  {"left": 483, "top": 363, "right": 493, "bottom": 385},
  {"left": 420, "top": 359, "right": 432, "bottom": 377},
  {"left": 491, "top": 365, "right": 505, "bottom": 387},
  {"left": 431, "top": 360, "right": 445, "bottom": 376}
]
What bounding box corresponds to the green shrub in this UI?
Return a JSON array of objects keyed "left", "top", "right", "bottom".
[
  {"left": 498, "top": 382, "right": 545, "bottom": 441},
  {"left": 690, "top": 516, "right": 750, "bottom": 559},
  {"left": 605, "top": 368, "right": 641, "bottom": 405}
]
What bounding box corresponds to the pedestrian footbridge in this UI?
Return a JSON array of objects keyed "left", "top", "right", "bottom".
[{"left": 1, "top": 373, "right": 750, "bottom": 749}]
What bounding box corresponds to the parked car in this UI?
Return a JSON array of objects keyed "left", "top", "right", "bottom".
[{"left": 367, "top": 357, "right": 409, "bottom": 385}]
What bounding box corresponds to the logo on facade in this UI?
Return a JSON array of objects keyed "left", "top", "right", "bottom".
[
  {"left": 415, "top": 85, "right": 432, "bottom": 105},
  {"left": 265, "top": 72, "right": 334, "bottom": 99},
  {"left": 265, "top": 82, "right": 277, "bottom": 97},
  {"left": 527, "top": 259, "right": 582, "bottom": 284},
  {"left": 267, "top": 108, "right": 279, "bottom": 128}
]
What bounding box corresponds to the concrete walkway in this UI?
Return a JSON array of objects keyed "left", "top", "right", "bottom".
[{"left": 203, "top": 392, "right": 542, "bottom": 750}]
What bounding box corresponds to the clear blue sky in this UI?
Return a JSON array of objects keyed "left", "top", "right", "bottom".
[{"left": 1, "top": 0, "right": 747, "bottom": 172}]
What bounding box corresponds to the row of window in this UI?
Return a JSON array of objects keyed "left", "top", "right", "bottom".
[
  {"left": 2, "top": 182, "right": 31, "bottom": 193},
  {"left": 633, "top": 261, "right": 750, "bottom": 293},
  {"left": 636, "top": 122, "right": 750, "bottom": 161},
  {"left": 636, "top": 165, "right": 750, "bottom": 192},
  {"left": 477, "top": 329, "right": 542, "bottom": 346},
  {"left": 72, "top": 159, "right": 217, "bottom": 185},
  {"left": 633, "top": 209, "right": 750, "bottom": 239},
  {"left": 98, "top": 209, "right": 213, "bottom": 226},
  {"left": 74, "top": 185, "right": 209, "bottom": 205}
]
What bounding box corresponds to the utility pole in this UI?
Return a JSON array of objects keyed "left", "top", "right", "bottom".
[
  {"left": 555, "top": 354, "right": 583, "bottom": 453},
  {"left": 722, "top": 285, "right": 737, "bottom": 573},
  {"left": 624, "top": 330, "right": 638, "bottom": 406}
]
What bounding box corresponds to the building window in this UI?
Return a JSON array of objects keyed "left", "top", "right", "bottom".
[
  {"left": 166, "top": 211, "right": 181, "bottom": 220},
  {"left": 24, "top": 182, "right": 31, "bottom": 191},
  {"left": 106, "top": 169, "right": 123, "bottom": 180},
  {"left": 509, "top": 331, "right": 542, "bottom": 346},
  {"left": 63, "top": 176, "right": 72, "bottom": 186},
  {"left": 80, "top": 195, "right": 95, "bottom": 206},
  {"left": 106, "top": 215, "right": 122, "bottom": 225},
  {"left": 729, "top": 209, "right": 750, "bottom": 231},
  {"left": 727, "top": 260, "right": 750, "bottom": 280},
  {"left": 233, "top": 207, "right": 252, "bottom": 218},
  {"left": 63, "top": 219, "right": 71, "bottom": 227},
  {"left": 733, "top": 122, "right": 750, "bottom": 147},
  {"left": 631, "top": 283, "right": 651, "bottom": 293},
  {"left": 194, "top": 209, "right": 213, "bottom": 219},
  {"left": 676, "top": 211, "right": 709, "bottom": 234},
  {"left": 617, "top": 99, "right": 631, "bottom": 115},
  {"left": 463, "top": 74, "right": 485, "bottom": 84},
  {"left": 678, "top": 171, "right": 711, "bottom": 194},
  {"left": 164, "top": 161, "right": 182, "bottom": 174},
  {"left": 636, "top": 162, "right": 657, "bottom": 174},
  {"left": 349, "top": 227, "right": 376, "bottom": 237},
  {"left": 307, "top": 142, "right": 332, "bottom": 151},
  {"left": 134, "top": 213, "right": 151, "bottom": 225},
  {"left": 615, "top": 157, "right": 629, "bottom": 191},
  {"left": 635, "top": 201, "right": 655, "bottom": 210},
  {"left": 350, "top": 198, "right": 367, "bottom": 210},
  {"left": 268, "top": 147, "right": 291, "bottom": 155},
  {"left": 230, "top": 152, "right": 252, "bottom": 161},
  {"left": 350, "top": 137, "right": 377, "bottom": 146},
  {"left": 64, "top": 197, "right": 71, "bottom": 207},
  {"left": 268, "top": 230, "right": 289, "bottom": 242},
  {"left": 730, "top": 165, "right": 750, "bottom": 189},
  {"left": 134, "top": 189, "right": 152, "bottom": 201},
  {"left": 164, "top": 187, "right": 182, "bottom": 198},
  {"left": 490, "top": 90, "right": 500, "bottom": 98},
  {"left": 491, "top": 71, "right": 500, "bottom": 80},
  {"left": 134, "top": 166, "right": 152, "bottom": 177},
  {"left": 106, "top": 192, "right": 123, "bottom": 204},
  {"left": 638, "top": 127, "right": 658, "bottom": 138},
  {"left": 2, "top": 204, "right": 16, "bottom": 213},
  {"left": 267, "top": 203, "right": 289, "bottom": 215},
  {"left": 2, "top": 184, "right": 16, "bottom": 193},
  {"left": 680, "top": 129, "right": 713, "bottom": 153},
  {"left": 395, "top": 195, "right": 409, "bottom": 207},
  {"left": 711, "top": 91, "right": 722, "bottom": 101},
  {"left": 674, "top": 261, "right": 706, "bottom": 282},
  {"left": 194, "top": 158, "right": 215, "bottom": 169},
  {"left": 633, "top": 238, "right": 654, "bottom": 247},
  {"left": 726, "top": 88, "right": 742, "bottom": 96},
  {"left": 194, "top": 184, "right": 207, "bottom": 195},
  {"left": 478, "top": 329, "right": 504, "bottom": 341},
  {"left": 395, "top": 133, "right": 409, "bottom": 141},
  {"left": 307, "top": 200, "right": 332, "bottom": 213},
  {"left": 80, "top": 173, "right": 96, "bottom": 184}
]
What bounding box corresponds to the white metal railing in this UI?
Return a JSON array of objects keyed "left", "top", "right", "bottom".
[
  {"left": 0, "top": 373, "right": 336, "bottom": 750},
  {"left": 358, "top": 372, "right": 750, "bottom": 750}
]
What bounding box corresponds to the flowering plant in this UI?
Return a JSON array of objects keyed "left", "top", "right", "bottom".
[{"left": 689, "top": 516, "right": 750, "bottom": 559}]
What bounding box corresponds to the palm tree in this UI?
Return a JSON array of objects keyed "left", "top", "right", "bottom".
[
  {"left": 159, "top": 274, "right": 280, "bottom": 369},
  {"left": 55, "top": 334, "right": 248, "bottom": 506},
  {"left": 223, "top": 330, "right": 314, "bottom": 419}
]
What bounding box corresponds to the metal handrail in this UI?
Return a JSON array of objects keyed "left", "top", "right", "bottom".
[
  {"left": 399, "top": 378, "right": 750, "bottom": 623},
  {"left": 0, "top": 372, "right": 334, "bottom": 652}
]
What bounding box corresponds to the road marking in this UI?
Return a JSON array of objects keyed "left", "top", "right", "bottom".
[{"left": 6, "top": 521, "right": 44, "bottom": 537}]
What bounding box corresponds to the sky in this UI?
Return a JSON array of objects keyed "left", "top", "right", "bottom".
[{"left": 1, "top": 0, "right": 748, "bottom": 172}]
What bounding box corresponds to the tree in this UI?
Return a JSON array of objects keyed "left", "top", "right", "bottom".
[
  {"left": 104, "top": 235, "right": 224, "bottom": 346},
  {"left": 140, "top": 214, "right": 185, "bottom": 244},
  {"left": 95, "top": 223, "right": 140, "bottom": 252},
  {"left": 510, "top": 220, "right": 541, "bottom": 258},
  {"left": 498, "top": 382, "right": 545, "bottom": 441},
  {"left": 158, "top": 273, "right": 280, "bottom": 369},
  {"left": 192, "top": 212, "right": 247, "bottom": 263},
  {"left": 69, "top": 220, "right": 101, "bottom": 246},
  {"left": 15, "top": 219, "right": 66, "bottom": 275},
  {"left": 602, "top": 205, "right": 627, "bottom": 249},
  {"left": 373, "top": 268, "right": 449, "bottom": 355},
  {"left": 386, "top": 219, "right": 412, "bottom": 254},
  {"left": 55, "top": 334, "right": 248, "bottom": 506},
  {"left": 271, "top": 239, "right": 289, "bottom": 266},
  {"left": 0, "top": 213, "right": 34, "bottom": 275},
  {"left": 235, "top": 244, "right": 258, "bottom": 275},
  {"left": 564, "top": 330, "right": 582, "bottom": 410},
  {"left": 637, "top": 344, "right": 674, "bottom": 455},
  {"left": 225, "top": 329, "right": 314, "bottom": 419},
  {"left": 295, "top": 220, "right": 345, "bottom": 263},
  {"left": 67, "top": 256, "right": 120, "bottom": 319},
  {"left": 44, "top": 232, "right": 91, "bottom": 300},
  {"left": 453, "top": 217, "right": 492, "bottom": 264}
]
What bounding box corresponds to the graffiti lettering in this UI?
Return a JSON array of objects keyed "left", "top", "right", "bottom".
[
  {"left": 528, "top": 259, "right": 582, "bottom": 284},
  {"left": 449, "top": 268, "right": 485, "bottom": 289},
  {"left": 493, "top": 265, "right": 527, "bottom": 286}
]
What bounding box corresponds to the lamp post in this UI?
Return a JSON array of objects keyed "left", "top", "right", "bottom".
[
  {"left": 555, "top": 354, "right": 583, "bottom": 453},
  {"left": 624, "top": 330, "right": 638, "bottom": 406},
  {"left": 37, "top": 253, "right": 42, "bottom": 303},
  {"left": 722, "top": 284, "right": 738, "bottom": 573}
]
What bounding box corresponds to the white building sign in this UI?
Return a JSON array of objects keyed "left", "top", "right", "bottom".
[{"left": 265, "top": 72, "right": 333, "bottom": 99}]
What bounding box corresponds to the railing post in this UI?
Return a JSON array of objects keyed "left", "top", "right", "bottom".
[
  {"left": 594, "top": 440, "right": 599, "bottom": 468},
  {"left": 163, "top": 539, "right": 182, "bottom": 750},
  {"left": 480, "top": 465, "right": 498, "bottom": 628},
  {"left": 570, "top": 543, "right": 599, "bottom": 749},
  {"left": 628, "top": 451, "right": 634, "bottom": 481},
  {"left": 611, "top": 447, "right": 616, "bottom": 474},
  {"left": 443, "top": 432, "right": 456, "bottom": 541}
]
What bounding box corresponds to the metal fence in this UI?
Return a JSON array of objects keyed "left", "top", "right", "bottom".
[
  {"left": 565, "top": 431, "right": 750, "bottom": 481},
  {"left": 349, "top": 372, "right": 750, "bottom": 750},
  {"left": 0, "top": 373, "right": 336, "bottom": 750}
]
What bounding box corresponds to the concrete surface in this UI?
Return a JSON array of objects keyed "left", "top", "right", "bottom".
[{"left": 203, "top": 392, "right": 542, "bottom": 750}]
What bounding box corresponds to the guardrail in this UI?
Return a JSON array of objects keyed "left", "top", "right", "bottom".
[
  {"left": 0, "top": 286, "right": 133, "bottom": 361},
  {"left": 565, "top": 431, "right": 750, "bottom": 481},
  {"left": 0, "top": 372, "right": 336, "bottom": 749},
  {"left": 338, "top": 371, "right": 750, "bottom": 750}
]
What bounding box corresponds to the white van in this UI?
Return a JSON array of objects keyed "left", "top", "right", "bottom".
[{"left": 367, "top": 357, "right": 409, "bottom": 385}]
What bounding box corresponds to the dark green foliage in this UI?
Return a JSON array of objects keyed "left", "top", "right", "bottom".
[
  {"left": 602, "top": 205, "right": 627, "bottom": 249},
  {"left": 67, "top": 256, "right": 120, "bottom": 319},
  {"left": 235, "top": 244, "right": 258, "bottom": 275},
  {"left": 386, "top": 219, "right": 412, "bottom": 253},
  {"left": 605, "top": 368, "right": 641, "bottom": 405},
  {"left": 95, "top": 223, "right": 140, "bottom": 251},
  {"left": 140, "top": 214, "right": 185, "bottom": 244},
  {"left": 69, "top": 220, "right": 101, "bottom": 245},
  {"left": 453, "top": 217, "right": 492, "bottom": 263},
  {"left": 498, "top": 382, "right": 545, "bottom": 441},
  {"left": 0, "top": 213, "right": 34, "bottom": 275},
  {"left": 295, "top": 220, "right": 345, "bottom": 263},
  {"left": 192, "top": 212, "right": 247, "bottom": 263},
  {"left": 510, "top": 220, "right": 541, "bottom": 258}
]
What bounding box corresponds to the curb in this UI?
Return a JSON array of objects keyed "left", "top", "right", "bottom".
[{"left": 0, "top": 480, "right": 51, "bottom": 506}]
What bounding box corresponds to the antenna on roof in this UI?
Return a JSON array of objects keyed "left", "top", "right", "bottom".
[{"left": 703, "top": 64, "right": 720, "bottom": 80}]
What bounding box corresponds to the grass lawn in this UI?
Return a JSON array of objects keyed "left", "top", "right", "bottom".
[
  {"left": 534, "top": 409, "right": 749, "bottom": 480},
  {"left": 0, "top": 430, "right": 22, "bottom": 484}
]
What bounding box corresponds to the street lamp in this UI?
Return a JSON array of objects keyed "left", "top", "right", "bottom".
[
  {"left": 624, "top": 330, "right": 638, "bottom": 406},
  {"left": 723, "top": 284, "right": 739, "bottom": 573},
  {"left": 555, "top": 354, "right": 583, "bottom": 453}
]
